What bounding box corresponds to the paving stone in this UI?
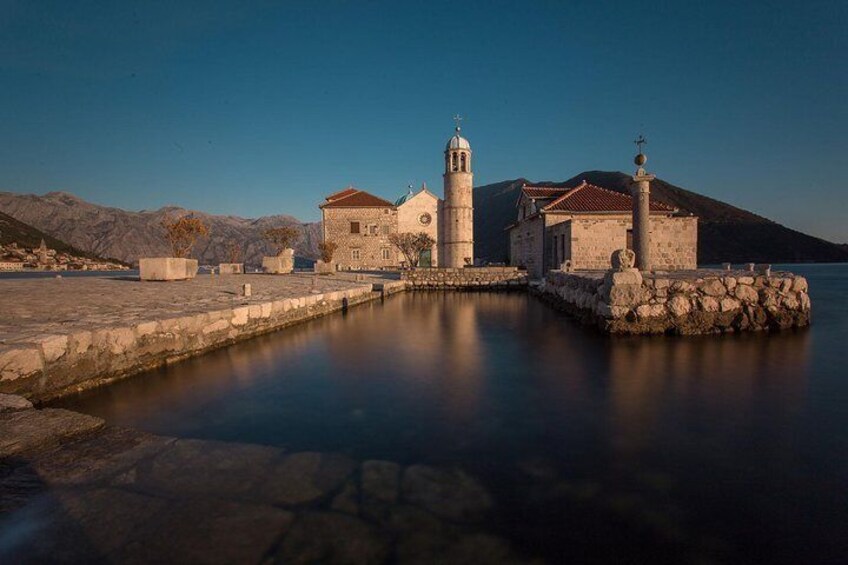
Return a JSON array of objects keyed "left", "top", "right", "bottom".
[
  {"left": 0, "top": 487, "right": 167, "bottom": 563},
  {"left": 401, "top": 465, "right": 493, "bottom": 523},
  {"left": 124, "top": 498, "right": 293, "bottom": 565},
  {"left": 135, "top": 438, "right": 282, "bottom": 500},
  {"left": 0, "top": 394, "right": 32, "bottom": 413},
  {"left": 264, "top": 451, "right": 357, "bottom": 506},
  {"left": 275, "top": 511, "right": 390, "bottom": 564},
  {"left": 22, "top": 426, "right": 175, "bottom": 486},
  {"left": 0, "top": 409, "right": 105, "bottom": 458}
]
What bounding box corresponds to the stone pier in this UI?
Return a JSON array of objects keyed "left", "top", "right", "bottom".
[
  {"left": 0, "top": 274, "right": 404, "bottom": 401},
  {"left": 535, "top": 268, "right": 811, "bottom": 335}
]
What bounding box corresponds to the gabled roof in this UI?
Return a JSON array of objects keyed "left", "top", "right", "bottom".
[
  {"left": 320, "top": 188, "right": 395, "bottom": 209},
  {"left": 325, "top": 187, "right": 359, "bottom": 202},
  {"left": 533, "top": 181, "right": 677, "bottom": 214},
  {"left": 520, "top": 186, "right": 570, "bottom": 201}
]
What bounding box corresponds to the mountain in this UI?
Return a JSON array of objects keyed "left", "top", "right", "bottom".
[
  {"left": 474, "top": 172, "right": 848, "bottom": 265},
  {"left": 0, "top": 192, "right": 321, "bottom": 267},
  {"left": 0, "top": 210, "right": 123, "bottom": 263}
]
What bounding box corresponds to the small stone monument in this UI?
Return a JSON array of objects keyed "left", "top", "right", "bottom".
[
  {"left": 262, "top": 249, "right": 294, "bottom": 274},
  {"left": 242, "top": 283, "right": 252, "bottom": 297},
  {"left": 603, "top": 249, "right": 643, "bottom": 308}
]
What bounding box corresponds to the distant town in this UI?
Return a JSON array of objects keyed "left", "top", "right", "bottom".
[{"left": 0, "top": 239, "right": 128, "bottom": 272}]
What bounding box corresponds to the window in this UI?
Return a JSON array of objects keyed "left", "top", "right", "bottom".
[
  {"left": 368, "top": 224, "right": 378, "bottom": 235},
  {"left": 451, "top": 152, "right": 458, "bottom": 172},
  {"left": 381, "top": 224, "right": 390, "bottom": 235},
  {"left": 460, "top": 153, "right": 467, "bottom": 172},
  {"left": 351, "top": 249, "right": 361, "bottom": 260},
  {"left": 381, "top": 248, "right": 390, "bottom": 261},
  {"left": 350, "top": 221, "right": 360, "bottom": 234},
  {"left": 626, "top": 229, "right": 633, "bottom": 250},
  {"left": 418, "top": 212, "right": 432, "bottom": 226}
]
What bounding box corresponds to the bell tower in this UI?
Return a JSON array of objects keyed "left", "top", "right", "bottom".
[{"left": 442, "top": 115, "right": 474, "bottom": 268}]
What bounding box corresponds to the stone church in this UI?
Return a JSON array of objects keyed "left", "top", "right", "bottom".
[
  {"left": 508, "top": 181, "right": 698, "bottom": 279},
  {"left": 320, "top": 123, "right": 474, "bottom": 270}
]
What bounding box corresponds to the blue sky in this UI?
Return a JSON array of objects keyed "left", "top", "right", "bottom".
[{"left": 1, "top": 0, "right": 846, "bottom": 242}]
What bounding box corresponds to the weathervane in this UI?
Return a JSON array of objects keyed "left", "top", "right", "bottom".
[{"left": 453, "top": 114, "right": 463, "bottom": 132}]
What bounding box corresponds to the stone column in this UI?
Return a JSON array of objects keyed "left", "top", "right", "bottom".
[{"left": 630, "top": 155, "right": 655, "bottom": 272}]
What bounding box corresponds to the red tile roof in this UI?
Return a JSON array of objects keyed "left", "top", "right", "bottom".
[
  {"left": 320, "top": 188, "right": 395, "bottom": 208},
  {"left": 325, "top": 187, "right": 359, "bottom": 202},
  {"left": 538, "top": 181, "right": 677, "bottom": 214},
  {"left": 520, "top": 186, "right": 569, "bottom": 200}
]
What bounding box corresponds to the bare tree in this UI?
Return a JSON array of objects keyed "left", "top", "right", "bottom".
[
  {"left": 263, "top": 226, "right": 301, "bottom": 256},
  {"left": 161, "top": 215, "right": 209, "bottom": 258},
  {"left": 225, "top": 241, "right": 243, "bottom": 263},
  {"left": 318, "top": 240, "right": 338, "bottom": 263},
  {"left": 388, "top": 232, "right": 435, "bottom": 268}
]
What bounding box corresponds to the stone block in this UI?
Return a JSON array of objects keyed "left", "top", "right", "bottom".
[
  {"left": 701, "top": 278, "right": 727, "bottom": 297},
  {"left": 218, "top": 263, "right": 243, "bottom": 275},
  {"left": 139, "top": 258, "right": 198, "bottom": 281},
  {"left": 0, "top": 347, "right": 44, "bottom": 383},
  {"left": 699, "top": 296, "right": 719, "bottom": 313},
  {"left": 314, "top": 260, "right": 336, "bottom": 274},
  {"left": 604, "top": 268, "right": 642, "bottom": 287},
  {"left": 734, "top": 284, "right": 759, "bottom": 303},
  {"left": 263, "top": 250, "right": 294, "bottom": 274},
  {"left": 669, "top": 294, "right": 692, "bottom": 316}
]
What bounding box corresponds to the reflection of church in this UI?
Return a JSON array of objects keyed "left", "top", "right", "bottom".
[{"left": 319, "top": 122, "right": 474, "bottom": 270}]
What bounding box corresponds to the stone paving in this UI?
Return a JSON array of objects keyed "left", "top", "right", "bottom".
[
  {"left": 0, "top": 273, "right": 406, "bottom": 400},
  {"left": 0, "top": 399, "right": 535, "bottom": 564},
  {"left": 0, "top": 273, "right": 396, "bottom": 345}
]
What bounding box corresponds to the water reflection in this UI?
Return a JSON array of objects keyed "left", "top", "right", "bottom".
[{"left": 54, "top": 269, "right": 848, "bottom": 564}]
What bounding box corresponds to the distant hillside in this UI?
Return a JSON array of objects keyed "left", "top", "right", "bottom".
[
  {"left": 0, "top": 210, "right": 120, "bottom": 263},
  {"left": 0, "top": 192, "right": 321, "bottom": 266},
  {"left": 474, "top": 172, "right": 848, "bottom": 265}
]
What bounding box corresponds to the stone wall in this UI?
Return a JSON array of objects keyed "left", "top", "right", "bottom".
[
  {"left": 511, "top": 214, "right": 697, "bottom": 278},
  {"left": 322, "top": 206, "right": 398, "bottom": 270},
  {"left": 0, "top": 286, "right": 377, "bottom": 401},
  {"left": 536, "top": 269, "right": 810, "bottom": 335},
  {"left": 401, "top": 267, "right": 528, "bottom": 290}
]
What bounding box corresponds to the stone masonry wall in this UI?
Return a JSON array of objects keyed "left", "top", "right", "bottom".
[
  {"left": 397, "top": 190, "right": 440, "bottom": 266},
  {"left": 322, "top": 207, "right": 398, "bottom": 270},
  {"left": 402, "top": 267, "right": 528, "bottom": 290},
  {"left": 0, "top": 285, "right": 377, "bottom": 401},
  {"left": 537, "top": 269, "right": 810, "bottom": 335}
]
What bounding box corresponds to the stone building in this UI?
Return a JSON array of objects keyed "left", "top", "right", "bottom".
[
  {"left": 320, "top": 184, "right": 441, "bottom": 270},
  {"left": 320, "top": 122, "right": 473, "bottom": 270},
  {"left": 395, "top": 184, "right": 441, "bottom": 267},
  {"left": 508, "top": 181, "right": 697, "bottom": 278}
]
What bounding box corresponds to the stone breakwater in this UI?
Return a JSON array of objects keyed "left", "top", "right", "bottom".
[
  {"left": 401, "top": 266, "right": 528, "bottom": 290},
  {"left": 0, "top": 275, "right": 404, "bottom": 401},
  {"left": 536, "top": 269, "right": 811, "bottom": 335}
]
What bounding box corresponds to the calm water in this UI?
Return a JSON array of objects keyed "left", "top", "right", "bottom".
[{"left": 56, "top": 264, "right": 848, "bottom": 564}]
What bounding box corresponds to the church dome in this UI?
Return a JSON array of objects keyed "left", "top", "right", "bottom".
[
  {"left": 446, "top": 128, "right": 471, "bottom": 151},
  {"left": 395, "top": 186, "right": 415, "bottom": 206}
]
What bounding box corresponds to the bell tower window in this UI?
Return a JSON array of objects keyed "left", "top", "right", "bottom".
[
  {"left": 460, "top": 153, "right": 467, "bottom": 172},
  {"left": 451, "top": 152, "right": 458, "bottom": 172}
]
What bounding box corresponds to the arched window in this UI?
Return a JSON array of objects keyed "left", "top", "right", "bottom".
[
  {"left": 451, "top": 152, "right": 458, "bottom": 172},
  {"left": 460, "top": 153, "right": 467, "bottom": 172}
]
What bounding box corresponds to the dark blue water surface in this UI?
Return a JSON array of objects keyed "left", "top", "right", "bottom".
[{"left": 56, "top": 264, "right": 848, "bottom": 564}]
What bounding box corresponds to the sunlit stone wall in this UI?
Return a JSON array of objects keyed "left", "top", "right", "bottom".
[
  {"left": 401, "top": 267, "right": 528, "bottom": 290},
  {"left": 0, "top": 286, "right": 377, "bottom": 401},
  {"left": 537, "top": 269, "right": 811, "bottom": 335}
]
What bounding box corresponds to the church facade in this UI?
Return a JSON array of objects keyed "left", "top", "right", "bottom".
[
  {"left": 319, "top": 124, "right": 474, "bottom": 270},
  {"left": 508, "top": 181, "right": 698, "bottom": 278}
]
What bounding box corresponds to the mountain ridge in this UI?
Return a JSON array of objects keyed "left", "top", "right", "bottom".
[
  {"left": 473, "top": 172, "right": 848, "bottom": 264},
  {"left": 0, "top": 191, "right": 321, "bottom": 266}
]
